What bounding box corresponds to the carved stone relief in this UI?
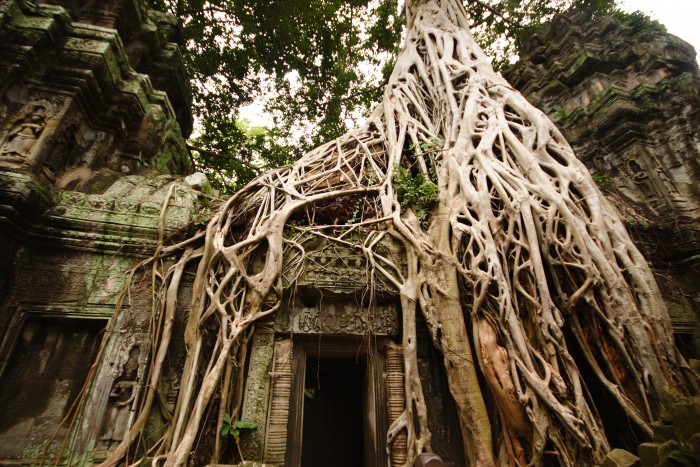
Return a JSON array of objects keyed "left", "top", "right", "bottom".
[
  {"left": 240, "top": 331, "right": 275, "bottom": 461},
  {"left": 386, "top": 343, "right": 407, "bottom": 467},
  {"left": 42, "top": 123, "right": 82, "bottom": 180},
  {"left": 98, "top": 345, "right": 140, "bottom": 449},
  {"left": 264, "top": 339, "right": 293, "bottom": 465},
  {"left": 285, "top": 234, "right": 405, "bottom": 294},
  {"left": 0, "top": 105, "right": 46, "bottom": 162},
  {"left": 277, "top": 301, "right": 400, "bottom": 336},
  {"left": 0, "top": 81, "right": 187, "bottom": 192},
  {"left": 0, "top": 93, "right": 72, "bottom": 174}
]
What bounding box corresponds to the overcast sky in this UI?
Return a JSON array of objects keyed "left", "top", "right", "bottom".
[{"left": 620, "top": 0, "right": 700, "bottom": 60}]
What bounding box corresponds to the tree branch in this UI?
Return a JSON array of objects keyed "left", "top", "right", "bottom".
[{"left": 465, "top": 0, "right": 523, "bottom": 28}]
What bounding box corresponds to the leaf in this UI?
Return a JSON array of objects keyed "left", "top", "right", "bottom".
[
  {"left": 220, "top": 425, "right": 230, "bottom": 436},
  {"left": 223, "top": 412, "right": 232, "bottom": 424},
  {"left": 233, "top": 420, "right": 257, "bottom": 430}
]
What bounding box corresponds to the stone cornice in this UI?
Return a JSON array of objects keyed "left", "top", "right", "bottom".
[{"left": 0, "top": 170, "right": 197, "bottom": 256}]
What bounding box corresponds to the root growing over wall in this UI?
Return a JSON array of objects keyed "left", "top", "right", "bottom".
[{"left": 98, "top": 1, "right": 695, "bottom": 465}]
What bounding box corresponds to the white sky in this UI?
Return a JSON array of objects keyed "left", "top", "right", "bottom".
[{"left": 620, "top": 0, "right": 700, "bottom": 60}]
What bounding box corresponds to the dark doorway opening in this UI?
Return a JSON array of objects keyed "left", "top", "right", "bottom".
[
  {"left": 675, "top": 332, "right": 698, "bottom": 361},
  {"left": 0, "top": 317, "right": 105, "bottom": 458},
  {"left": 301, "top": 357, "right": 365, "bottom": 467}
]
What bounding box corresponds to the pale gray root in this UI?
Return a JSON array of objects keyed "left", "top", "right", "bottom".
[{"left": 97, "top": 0, "right": 694, "bottom": 466}]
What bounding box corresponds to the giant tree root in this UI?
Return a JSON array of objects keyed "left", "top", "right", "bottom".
[{"left": 98, "top": 1, "right": 695, "bottom": 466}]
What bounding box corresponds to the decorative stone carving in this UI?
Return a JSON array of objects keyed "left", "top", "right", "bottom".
[
  {"left": 240, "top": 331, "right": 275, "bottom": 461},
  {"left": 284, "top": 233, "right": 405, "bottom": 294},
  {"left": 264, "top": 339, "right": 293, "bottom": 464},
  {"left": 0, "top": 0, "right": 197, "bottom": 461},
  {"left": 98, "top": 345, "right": 141, "bottom": 450},
  {"left": 0, "top": 105, "right": 47, "bottom": 162},
  {"left": 42, "top": 124, "right": 82, "bottom": 180},
  {"left": 280, "top": 301, "right": 399, "bottom": 336},
  {"left": 386, "top": 343, "right": 407, "bottom": 467}
]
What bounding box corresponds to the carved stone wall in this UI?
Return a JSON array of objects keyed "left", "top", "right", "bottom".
[
  {"left": 0, "top": 0, "right": 198, "bottom": 463},
  {"left": 505, "top": 9, "right": 700, "bottom": 356},
  {"left": 0, "top": 0, "right": 192, "bottom": 190}
]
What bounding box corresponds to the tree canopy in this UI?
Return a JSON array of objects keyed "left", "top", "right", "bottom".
[{"left": 149, "top": 0, "right": 619, "bottom": 193}]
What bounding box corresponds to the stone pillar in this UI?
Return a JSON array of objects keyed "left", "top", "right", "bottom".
[
  {"left": 386, "top": 342, "right": 407, "bottom": 466},
  {"left": 239, "top": 330, "right": 275, "bottom": 461},
  {"left": 264, "top": 339, "right": 293, "bottom": 464}
]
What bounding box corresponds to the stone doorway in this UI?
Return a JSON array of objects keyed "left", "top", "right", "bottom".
[
  {"left": 0, "top": 316, "right": 105, "bottom": 460},
  {"left": 286, "top": 338, "right": 390, "bottom": 467},
  {"left": 301, "top": 357, "right": 365, "bottom": 466}
]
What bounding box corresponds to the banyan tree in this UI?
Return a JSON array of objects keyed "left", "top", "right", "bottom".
[{"left": 99, "top": 0, "right": 697, "bottom": 465}]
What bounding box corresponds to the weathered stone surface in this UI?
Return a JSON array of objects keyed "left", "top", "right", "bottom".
[
  {"left": 0, "top": 0, "right": 193, "bottom": 191},
  {"left": 638, "top": 442, "right": 662, "bottom": 467},
  {"left": 0, "top": 318, "right": 104, "bottom": 459},
  {"left": 282, "top": 232, "right": 405, "bottom": 295},
  {"left": 651, "top": 420, "right": 676, "bottom": 442},
  {"left": 0, "top": 0, "right": 197, "bottom": 463},
  {"left": 274, "top": 298, "right": 400, "bottom": 336},
  {"left": 602, "top": 448, "right": 640, "bottom": 467},
  {"left": 505, "top": 8, "right": 700, "bottom": 356},
  {"left": 668, "top": 396, "right": 700, "bottom": 443},
  {"left": 239, "top": 331, "right": 275, "bottom": 462}
]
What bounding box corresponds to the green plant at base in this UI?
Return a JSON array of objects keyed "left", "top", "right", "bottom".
[
  {"left": 194, "top": 206, "right": 213, "bottom": 226},
  {"left": 221, "top": 414, "right": 257, "bottom": 462},
  {"left": 221, "top": 414, "right": 257, "bottom": 444}
]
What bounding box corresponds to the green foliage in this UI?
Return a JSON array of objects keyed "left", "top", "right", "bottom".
[
  {"left": 592, "top": 173, "right": 612, "bottom": 187},
  {"left": 393, "top": 165, "right": 439, "bottom": 224},
  {"left": 410, "top": 137, "right": 443, "bottom": 155},
  {"left": 189, "top": 119, "right": 294, "bottom": 194},
  {"left": 194, "top": 206, "right": 213, "bottom": 226},
  {"left": 551, "top": 108, "right": 567, "bottom": 122},
  {"left": 220, "top": 413, "right": 256, "bottom": 444},
  {"left": 612, "top": 10, "right": 666, "bottom": 33},
  {"left": 469, "top": 0, "right": 618, "bottom": 71},
  {"left": 150, "top": 0, "right": 403, "bottom": 188}
]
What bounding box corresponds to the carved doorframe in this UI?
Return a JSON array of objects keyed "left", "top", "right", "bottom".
[
  {"left": 285, "top": 337, "right": 390, "bottom": 467},
  {"left": 0, "top": 304, "right": 111, "bottom": 460},
  {"left": 0, "top": 305, "right": 111, "bottom": 382}
]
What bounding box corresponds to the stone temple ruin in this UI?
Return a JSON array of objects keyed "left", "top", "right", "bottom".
[{"left": 0, "top": 1, "right": 698, "bottom": 465}]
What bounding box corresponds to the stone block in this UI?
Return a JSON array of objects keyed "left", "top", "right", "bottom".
[
  {"left": 638, "top": 442, "right": 661, "bottom": 467},
  {"left": 415, "top": 453, "right": 445, "bottom": 466},
  {"left": 690, "top": 433, "right": 700, "bottom": 456},
  {"left": 670, "top": 396, "right": 700, "bottom": 442},
  {"left": 650, "top": 421, "right": 675, "bottom": 442},
  {"left": 602, "top": 448, "right": 640, "bottom": 467}
]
